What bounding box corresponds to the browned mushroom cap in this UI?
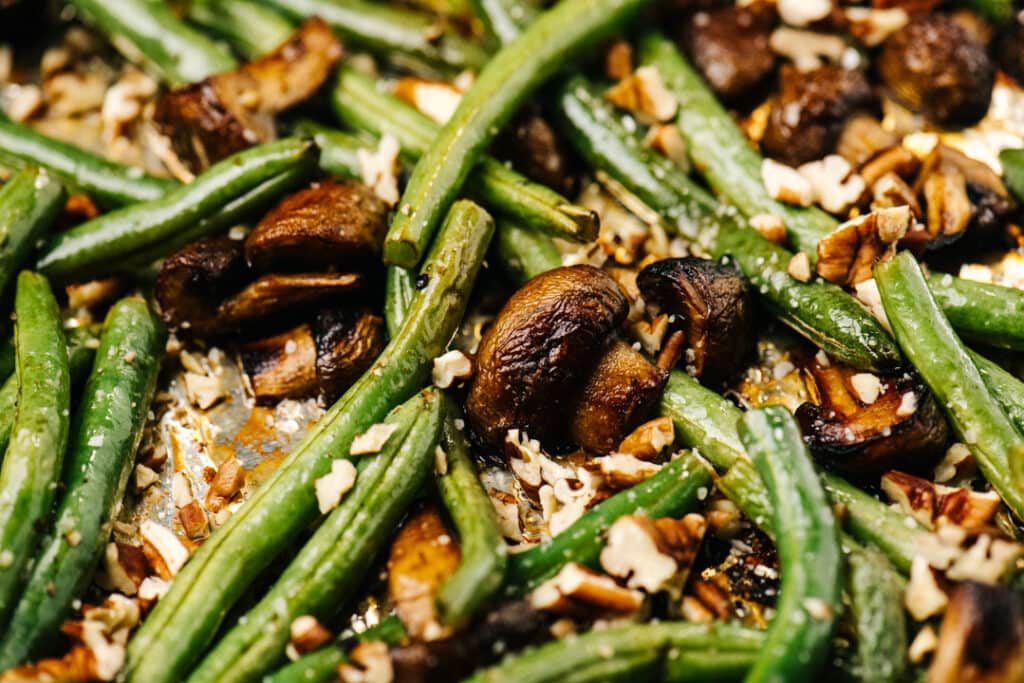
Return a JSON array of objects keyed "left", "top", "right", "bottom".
[
  {"left": 929, "top": 582, "right": 1024, "bottom": 683},
  {"left": 568, "top": 340, "right": 668, "bottom": 454},
  {"left": 493, "top": 112, "right": 582, "bottom": 196},
  {"left": 998, "top": 14, "right": 1024, "bottom": 86},
  {"left": 466, "top": 265, "right": 628, "bottom": 451},
  {"left": 636, "top": 257, "right": 754, "bottom": 384},
  {"left": 244, "top": 179, "right": 390, "bottom": 273},
  {"left": 154, "top": 18, "right": 342, "bottom": 172},
  {"left": 155, "top": 236, "right": 249, "bottom": 337},
  {"left": 681, "top": 5, "right": 776, "bottom": 105},
  {"left": 240, "top": 323, "right": 318, "bottom": 402},
  {"left": 878, "top": 14, "right": 994, "bottom": 127},
  {"left": 313, "top": 307, "right": 385, "bottom": 402},
  {"left": 794, "top": 358, "right": 948, "bottom": 478},
  {"left": 761, "top": 64, "right": 873, "bottom": 167},
  {"left": 217, "top": 272, "right": 362, "bottom": 328}
]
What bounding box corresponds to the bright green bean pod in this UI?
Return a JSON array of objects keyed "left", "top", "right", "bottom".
[
  {"left": 875, "top": 251, "right": 1024, "bottom": 520},
  {"left": 186, "top": 0, "right": 294, "bottom": 60},
  {"left": 927, "top": 272, "right": 1024, "bottom": 351},
  {"left": 436, "top": 402, "right": 507, "bottom": 627},
  {"left": 465, "top": 622, "right": 764, "bottom": 683},
  {"left": 332, "top": 65, "right": 598, "bottom": 248},
  {"left": 68, "top": 0, "right": 237, "bottom": 85},
  {"left": 189, "top": 389, "right": 443, "bottom": 683},
  {"left": 469, "top": 0, "right": 538, "bottom": 44},
  {"left": 384, "top": 266, "right": 418, "bottom": 340},
  {"left": 0, "top": 115, "right": 177, "bottom": 208},
  {"left": 0, "top": 272, "right": 70, "bottom": 629},
  {"left": 265, "top": 0, "right": 486, "bottom": 74},
  {"left": 970, "top": 350, "right": 1024, "bottom": 437},
  {"left": 265, "top": 617, "right": 406, "bottom": 683},
  {"left": 638, "top": 33, "right": 838, "bottom": 257},
  {"left": 37, "top": 138, "right": 315, "bottom": 281},
  {"left": 494, "top": 221, "right": 562, "bottom": 285},
  {"left": 554, "top": 79, "right": 901, "bottom": 372},
  {"left": 383, "top": 0, "right": 650, "bottom": 268},
  {"left": 0, "top": 168, "right": 65, "bottom": 302},
  {"left": 659, "top": 370, "right": 745, "bottom": 470},
  {"left": 504, "top": 451, "right": 712, "bottom": 595},
  {"left": 0, "top": 298, "right": 165, "bottom": 667},
  {"left": 292, "top": 119, "right": 369, "bottom": 180},
  {"left": 126, "top": 200, "right": 494, "bottom": 683},
  {"left": 1001, "top": 148, "right": 1024, "bottom": 202},
  {"left": 740, "top": 406, "right": 842, "bottom": 683},
  {"left": 844, "top": 540, "right": 908, "bottom": 683}
]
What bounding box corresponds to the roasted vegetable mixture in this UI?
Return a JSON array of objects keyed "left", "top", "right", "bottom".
[{"left": 3, "top": 0, "right": 1024, "bottom": 681}]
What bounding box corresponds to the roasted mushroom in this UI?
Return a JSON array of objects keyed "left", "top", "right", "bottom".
[
  {"left": 239, "top": 323, "right": 318, "bottom": 402},
  {"left": 681, "top": 5, "right": 776, "bottom": 105},
  {"left": 217, "top": 272, "right": 362, "bottom": 327},
  {"left": 795, "top": 358, "right": 948, "bottom": 478},
  {"left": 244, "top": 179, "right": 390, "bottom": 273},
  {"left": 568, "top": 340, "right": 668, "bottom": 454},
  {"left": 493, "top": 112, "right": 581, "bottom": 196},
  {"left": 636, "top": 257, "right": 754, "bottom": 384},
  {"left": 878, "top": 14, "right": 994, "bottom": 127},
  {"left": 466, "top": 265, "right": 628, "bottom": 451},
  {"left": 928, "top": 582, "right": 1024, "bottom": 683},
  {"left": 761, "top": 64, "right": 873, "bottom": 167},
  {"left": 154, "top": 18, "right": 342, "bottom": 172}
]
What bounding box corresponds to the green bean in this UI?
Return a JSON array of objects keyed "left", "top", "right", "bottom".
[
  {"left": 383, "top": 0, "right": 651, "bottom": 268},
  {"left": 740, "top": 406, "right": 842, "bottom": 683},
  {"left": 464, "top": 621, "right": 764, "bottom": 683},
  {"left": 970, "top": 350, "right": 1024, "bottom": 437},
  {"left": 494, "top": 221, "right": 562, "bottom": 285},
  {"left": 265, "top": 0, "right": 486, "bottom": 74},
  {"left": 67, "top": 0, "right": 236, "bottom": 86},
  {"left": 555, "top": 78, "right": 901, "bottom": 372},
  {"left": 126, "top": 200, "right": 494, "bottom": 683},
  {"left": 876, "top": 251, "right": 1024, "bottom": 520},
  {"left": 0, "top": 168, "right": 65, "bottom": 303},
  {"left": 37, "top": 139, "right": 316, "bottom": 282},
  {"left": 292, "top": 119, "right": 370, "bottom": 181},
  {"left": 189, "top": 389, "right": 443, "bottom": 683},
  {"left": 928, "top": 272, "right": 1024, "bottom": 351},
  {"left": 844, "top": 540, "right": 908, "bottom": 683},
  {"left": 0, "top": 272, "right": 70, "bottom": 629},
  {"left": 265, "top": 616, "right": 406, "bottom": 683},
  {"left": 333, "top": 65, "right": 598, "bottom": 248},
  {"left": 820, "top": 473, "right": 923, "bottom": 575},
  {"left": 0, "top": 299, "right": 165, "bottom": 667},
  {"left": 1001, "top": 148, "right": 1024, "bottom": 202},
  {"left": 384, "top": 266, "right": 418, "bottom": 340},
  {"left": 436, "top": 402, "right": 507, "bottom": 627},
  {"left": 186, "top": 0, "right": 294, "bottom": 61},
  {"left": 504, "top": 451, "right": 712, "bottom": 595},
  {"left": 469, "top": 0, "right": 538, "bottom": 45},
  {"left": 962, "top": 0, "right": 1015, "bottom": 23},
  {"left": 0, "top": 115, "right": 177, "bottom": 208},
  {"left": 637, "top": 33, "right": 837, "bottom": 257},
  {"left": 659, "top": 371, "right": 745, "bottom": 471}
]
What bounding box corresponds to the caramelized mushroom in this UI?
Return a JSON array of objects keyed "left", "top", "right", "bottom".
[
  {"left": 929, "top": 582, "right": 1024, "bottom": 683},
  {"left": 154, "top": 18, "right": 342, "bottom": 171},
  {"left": 240, "top": 324, "right": 318, "bottom": 402},
  {"left": 155, "top": 236, "right": 249, "bottom": 337},
  {"left": 466, "top": 265, "right": 628, "bottom": 450},
  {"left": 493, "top": 112, "right": 581, "bottom": 196},
  {"left": 568, "top": 340, "right": 668, "bottom": 454},
  {"left": 244, "top": 179, "right": 390, "bottom": 273},
  {"left": 762, "top": 64, "right": 873, "bottom": 167},
  {"left": 636, "top": 257, "right": 754, "bottom": 384},
  {"left": 795, "top": 358, "right": 948, "bottom": 477},
  {"left": 681, "top": 5, "right": 776, "bottom": 104},
  {"left": 878, "top": 14, "right": 994, "bottom": 126},
  {"left": 217, "top": 272, "right": 362, "bottom": 328}
]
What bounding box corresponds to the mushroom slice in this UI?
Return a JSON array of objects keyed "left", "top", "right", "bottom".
[
  {"left": 466, "top": 265, "right": 628, "bottom": 450},
  {"left": 239, "top": 324, "right": 318, "bottom": 403},
  {"left": 795, "top": 358, "right": 948, "bottom": 477},
  {"left": 636, "top": 257, "right": 754, "bottom": 384},
  {"left": 155, "top": 236, "right": 249, "bottom": 337},
  {"left": 244, "top": 179, "right": 390, "bottom": 273},
  {"left": 154, "top": 18, "right": 342, "bottom": 171},
  {"left": 568, "top": 339, "right": 668, "bottom": 454},
  {"left": 928, "top": 582, "right": 1024, "bottom": 683},
  {"left": 217, "top": 272, "right": 361, "bottom": 328},
  {"left": 313, "top": 307, "right": 385, "bottom": 402}
]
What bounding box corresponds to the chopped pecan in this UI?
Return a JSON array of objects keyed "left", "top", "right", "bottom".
[
  {"left": 616, "top": 416, "right": 674, "bottom": 460},
  {"left": 530, "top": 563, "right": 643, "bottom": 615},
  {"left": 600, "top": 513, "right": 706, "bottom": 594},
  {"left": 816, "top": 206, "right": 912, "bottom": 286},
  {"left": 881, "top": 471, "right": 1001, "bottom": 530}
]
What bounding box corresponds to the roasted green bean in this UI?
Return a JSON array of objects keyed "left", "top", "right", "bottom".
[{"left": 0, "top": 168, "right": 65, "bottom": 303}]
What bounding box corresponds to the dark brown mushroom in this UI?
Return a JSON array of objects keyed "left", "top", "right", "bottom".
[
  {"left": 636, "top": 257, "right": 754, "bottom": 385},
  {"left": 998, "top": 14, "right": 1024, "bottom": 86},
  {"left": 154, "top": 18, "right": 342, "bottom": 172},
  {"left": 217, "top": 272, "right": 362, "bottom": 328},
  {"left": 466, "top": 265, "right": 628, "bottom": 451},
  {"left": 155, "top": 236, "right": 249, "bottom": 338},
  {"left": 761, "top": 64, "right": 873, "bottom": 167},
  {"left": 877, "top": 14, "right": 994, "bottom": 127},
  {"left": 240, "top": 323, "right": 318, "bottom": 402},
  {"left": 929, "top": 582, "right": 1024, "bottom": 683},
  {"left": 568, "top": 340, "right": 668, "bottom": 454},
  {"left": 493, "top": 112, "right": 581, "bottom": 196},
  {"left": 681, "top": 5, "right": 776, "bottom": 105},
  {"left": 795, "top": 358, "right": 948, "bottom": 478},
  {"left": 244, "top": 179, "right": 390, "bottom": 273}
]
